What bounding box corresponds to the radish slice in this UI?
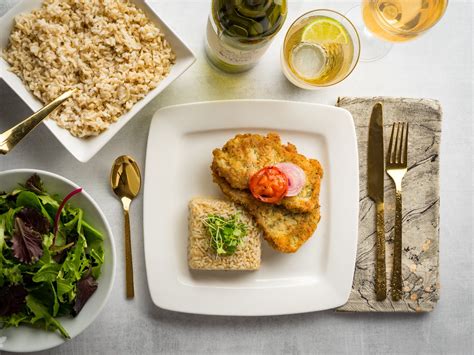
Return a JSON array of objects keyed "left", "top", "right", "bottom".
[{"left": 275, "top": 163, "right": 306, "bottom": 197}]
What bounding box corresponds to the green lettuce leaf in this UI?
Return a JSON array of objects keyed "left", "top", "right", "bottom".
[
  {"left": 1, "top": 207, "right": 22, "bottom": 236},
  {"left": 0, "top": 196, "right": 8, "bottom": 214},
  {"left": 56, "top": 277, "right": 75, "bottom": 303},
  {"left": 26, "top": 295, "right": 70, "bottom": 339},
  {"left": 56, "top": 235, "right": 89, "bottom": 303},
  {"left": 16, "top": 191, "right": 53, "bottom": 225},
  {"left": 0, "top": 312, "right": 28, "bottom": 327},
  {"left": 38, "top": 195, "right": 60, "bottom": 220},
  {"left": 90, "top": 247, "right": 104, "bottom": 279},
  {"left": 32, "top": 263, "right": 60, "bottom": 283},
  {"left": 82, "top": 220, "right": 103, "bottom": 241},
  {"left": 1, "top": 264, "right": 23, "bottom": 285}
]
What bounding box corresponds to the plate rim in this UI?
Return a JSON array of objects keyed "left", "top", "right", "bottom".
[{"left": 143, "top": 99, "right": 359, "bottom": 316}]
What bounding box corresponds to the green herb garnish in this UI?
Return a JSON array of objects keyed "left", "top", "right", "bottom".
[{"left": 203, "top": 214, "right": 247, "bottom": 256}]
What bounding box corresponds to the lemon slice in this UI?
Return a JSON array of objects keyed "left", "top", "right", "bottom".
[{"left": 301, "top": 16, "right": 349, "bottom": 44}]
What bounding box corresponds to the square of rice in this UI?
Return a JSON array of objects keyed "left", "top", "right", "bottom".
[{"left": 188, "top": 198, "right": 261, "bottom": 271}]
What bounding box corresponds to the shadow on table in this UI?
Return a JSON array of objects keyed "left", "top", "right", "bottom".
[
  {"left": 0, "top": 79, "right": 33, "bottom": 131},
  {"left": 138, "top": 250, "right": 429, "bottom": 333}
]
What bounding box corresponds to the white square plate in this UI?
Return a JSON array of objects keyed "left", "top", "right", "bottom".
[
  {"left": 144, "top": 100, "right": 359, "bottom": 315},
  {"left": 0, "top": 0, "right": 195, "bottom": 162}
]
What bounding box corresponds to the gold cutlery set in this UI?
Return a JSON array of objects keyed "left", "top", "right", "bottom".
[{"left": 367, "top": 103, "right": 409, "bottom": 301}]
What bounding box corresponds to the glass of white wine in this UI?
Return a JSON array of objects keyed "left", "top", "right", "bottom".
[
  {"left": 347, "top": 0, "right": 448, "bottom": 61},
  {"left": 281, "top": 9, "right": 360, "bottom": 90}
]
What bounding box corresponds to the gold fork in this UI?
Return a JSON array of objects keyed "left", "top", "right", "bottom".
[{"left": 386, "top": 122, "right": 409, "bottom": 301}]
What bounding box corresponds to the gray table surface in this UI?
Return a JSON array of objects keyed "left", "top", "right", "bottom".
[{"left": 0, "top": 1, "right": 472, "bottom": 354}]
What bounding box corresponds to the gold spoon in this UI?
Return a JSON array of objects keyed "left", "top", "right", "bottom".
[
  {"left": 0, "top": 89, "right": 77, "bottom": 154},
  {"left": 110, "top": 155, "right": 142, "bottom": 299}
]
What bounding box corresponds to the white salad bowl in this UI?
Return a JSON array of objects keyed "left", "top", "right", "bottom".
[
  {"left": 0, "top": 169, "right": 116, "bottom": 353},
  {"left": 0, "top": 0, "right": 196, "bottom": 162}
]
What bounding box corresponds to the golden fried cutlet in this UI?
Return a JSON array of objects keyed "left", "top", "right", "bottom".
[
  {"left": 212, "top": 133, "right": 323, "bottom": 213},
  {"left": 212, "top": 172, "right": 321, "bottom": 253}
]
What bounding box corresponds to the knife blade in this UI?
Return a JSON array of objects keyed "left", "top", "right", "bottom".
[{"left": 367, "top": 102, "right": 387, "bottom": 301}]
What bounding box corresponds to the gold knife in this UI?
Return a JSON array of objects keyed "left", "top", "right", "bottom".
[{"left": 367, "top": 102, "right": 387, "bottom": 301}]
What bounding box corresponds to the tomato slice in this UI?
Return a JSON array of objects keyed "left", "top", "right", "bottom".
[{"left": 249, "top": 166, "right": 289, "bottom": 203}]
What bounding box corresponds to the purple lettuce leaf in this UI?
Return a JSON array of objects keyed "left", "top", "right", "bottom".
[
  {"left": 12, "top": 217, "right": 43, "bottom": 264},
  {"left": 72, "top": 273, "right": 98, "bottom": 316},
  {"left": 25, "top": 174, "right": 45, "bottom": 195},
  {"left": 16, "top": 207, "right": 50, "bottom": 235},
  {"left": 0, "top": 284, "right": 28, "bottom": 316}
]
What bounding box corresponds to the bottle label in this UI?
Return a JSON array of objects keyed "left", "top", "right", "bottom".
[{"left": 206, "top": 20, "right": 271, "bottom": 67}]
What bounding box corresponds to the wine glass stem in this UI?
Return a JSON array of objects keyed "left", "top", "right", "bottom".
[{"left": 345, "top": 5, "right": 393, "bottom": 62}]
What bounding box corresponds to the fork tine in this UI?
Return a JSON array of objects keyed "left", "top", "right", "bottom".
[
  {"left": 398, "top": 122, "right": 405, "bottom": 164},
  {"left": 394, "top": 122, "right": 401, "bottom": 164},
  {"left": 387, "top": 123, "right": 396, "bottom": 164},
  {"left": 403, "top": 123, "right": 409, "bottom": 165}
]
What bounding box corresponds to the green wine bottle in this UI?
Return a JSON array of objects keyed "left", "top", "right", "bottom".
[{"left": 206, "top": 0, "right": 287, "bottom": 73}]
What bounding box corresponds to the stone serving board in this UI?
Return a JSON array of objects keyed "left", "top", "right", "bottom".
[{"left": 336, "top": 97, "right": 441, "bottom": 312}]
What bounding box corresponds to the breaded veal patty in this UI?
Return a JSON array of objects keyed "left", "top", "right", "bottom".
[
  {"left": 212, "top": 173, "right": 321, "bottom": 253},
  {"left": 211, "top": 133, "right": 324, "bottom": 253},
  {"left": 212, "top": 133, "right": 323, "bottom": 213}
]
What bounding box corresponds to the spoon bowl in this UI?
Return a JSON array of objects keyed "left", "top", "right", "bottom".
[{"left": 111, "top": 155, "right": 142, "bottom": 200}]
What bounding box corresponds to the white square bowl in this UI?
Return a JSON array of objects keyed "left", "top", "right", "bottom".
[
  {"left": 0, "top": 0, "right": 195, "bottom": 162},
  {"left": 143, "top": 100, "right": 359, "bottom": 315}
]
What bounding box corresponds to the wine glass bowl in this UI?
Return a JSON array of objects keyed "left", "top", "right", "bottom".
[
  {"left": 362, "top": 0, "right": 448, "bottom": 42},
  {"left": 348, "top": 0, "right": 448, "bottom": 61}
]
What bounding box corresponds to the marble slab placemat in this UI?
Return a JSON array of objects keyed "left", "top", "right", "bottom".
[{"left": 336, "top": 97, "right": 441, "bottom": 312}]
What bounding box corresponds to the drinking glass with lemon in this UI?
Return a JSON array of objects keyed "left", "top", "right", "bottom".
[{"left": 281, "top": 9, "right": 360, "bottom": 89}]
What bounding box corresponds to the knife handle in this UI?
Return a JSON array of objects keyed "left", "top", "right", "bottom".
[{"left": 375, "top": 202, "right": 387, "bottom": 301}]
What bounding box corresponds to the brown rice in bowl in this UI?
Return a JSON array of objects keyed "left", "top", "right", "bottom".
[{"left": 3, "top": 0, "right": 175, "bottom": 138}]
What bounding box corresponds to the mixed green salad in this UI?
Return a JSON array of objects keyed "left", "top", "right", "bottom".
[{"left": 0, "top": 174, "right": 104, "bottom": 339}]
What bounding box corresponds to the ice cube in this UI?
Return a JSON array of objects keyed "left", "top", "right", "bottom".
[{"left": 290, "top": 43, "right": 326, "bottom": 80}]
